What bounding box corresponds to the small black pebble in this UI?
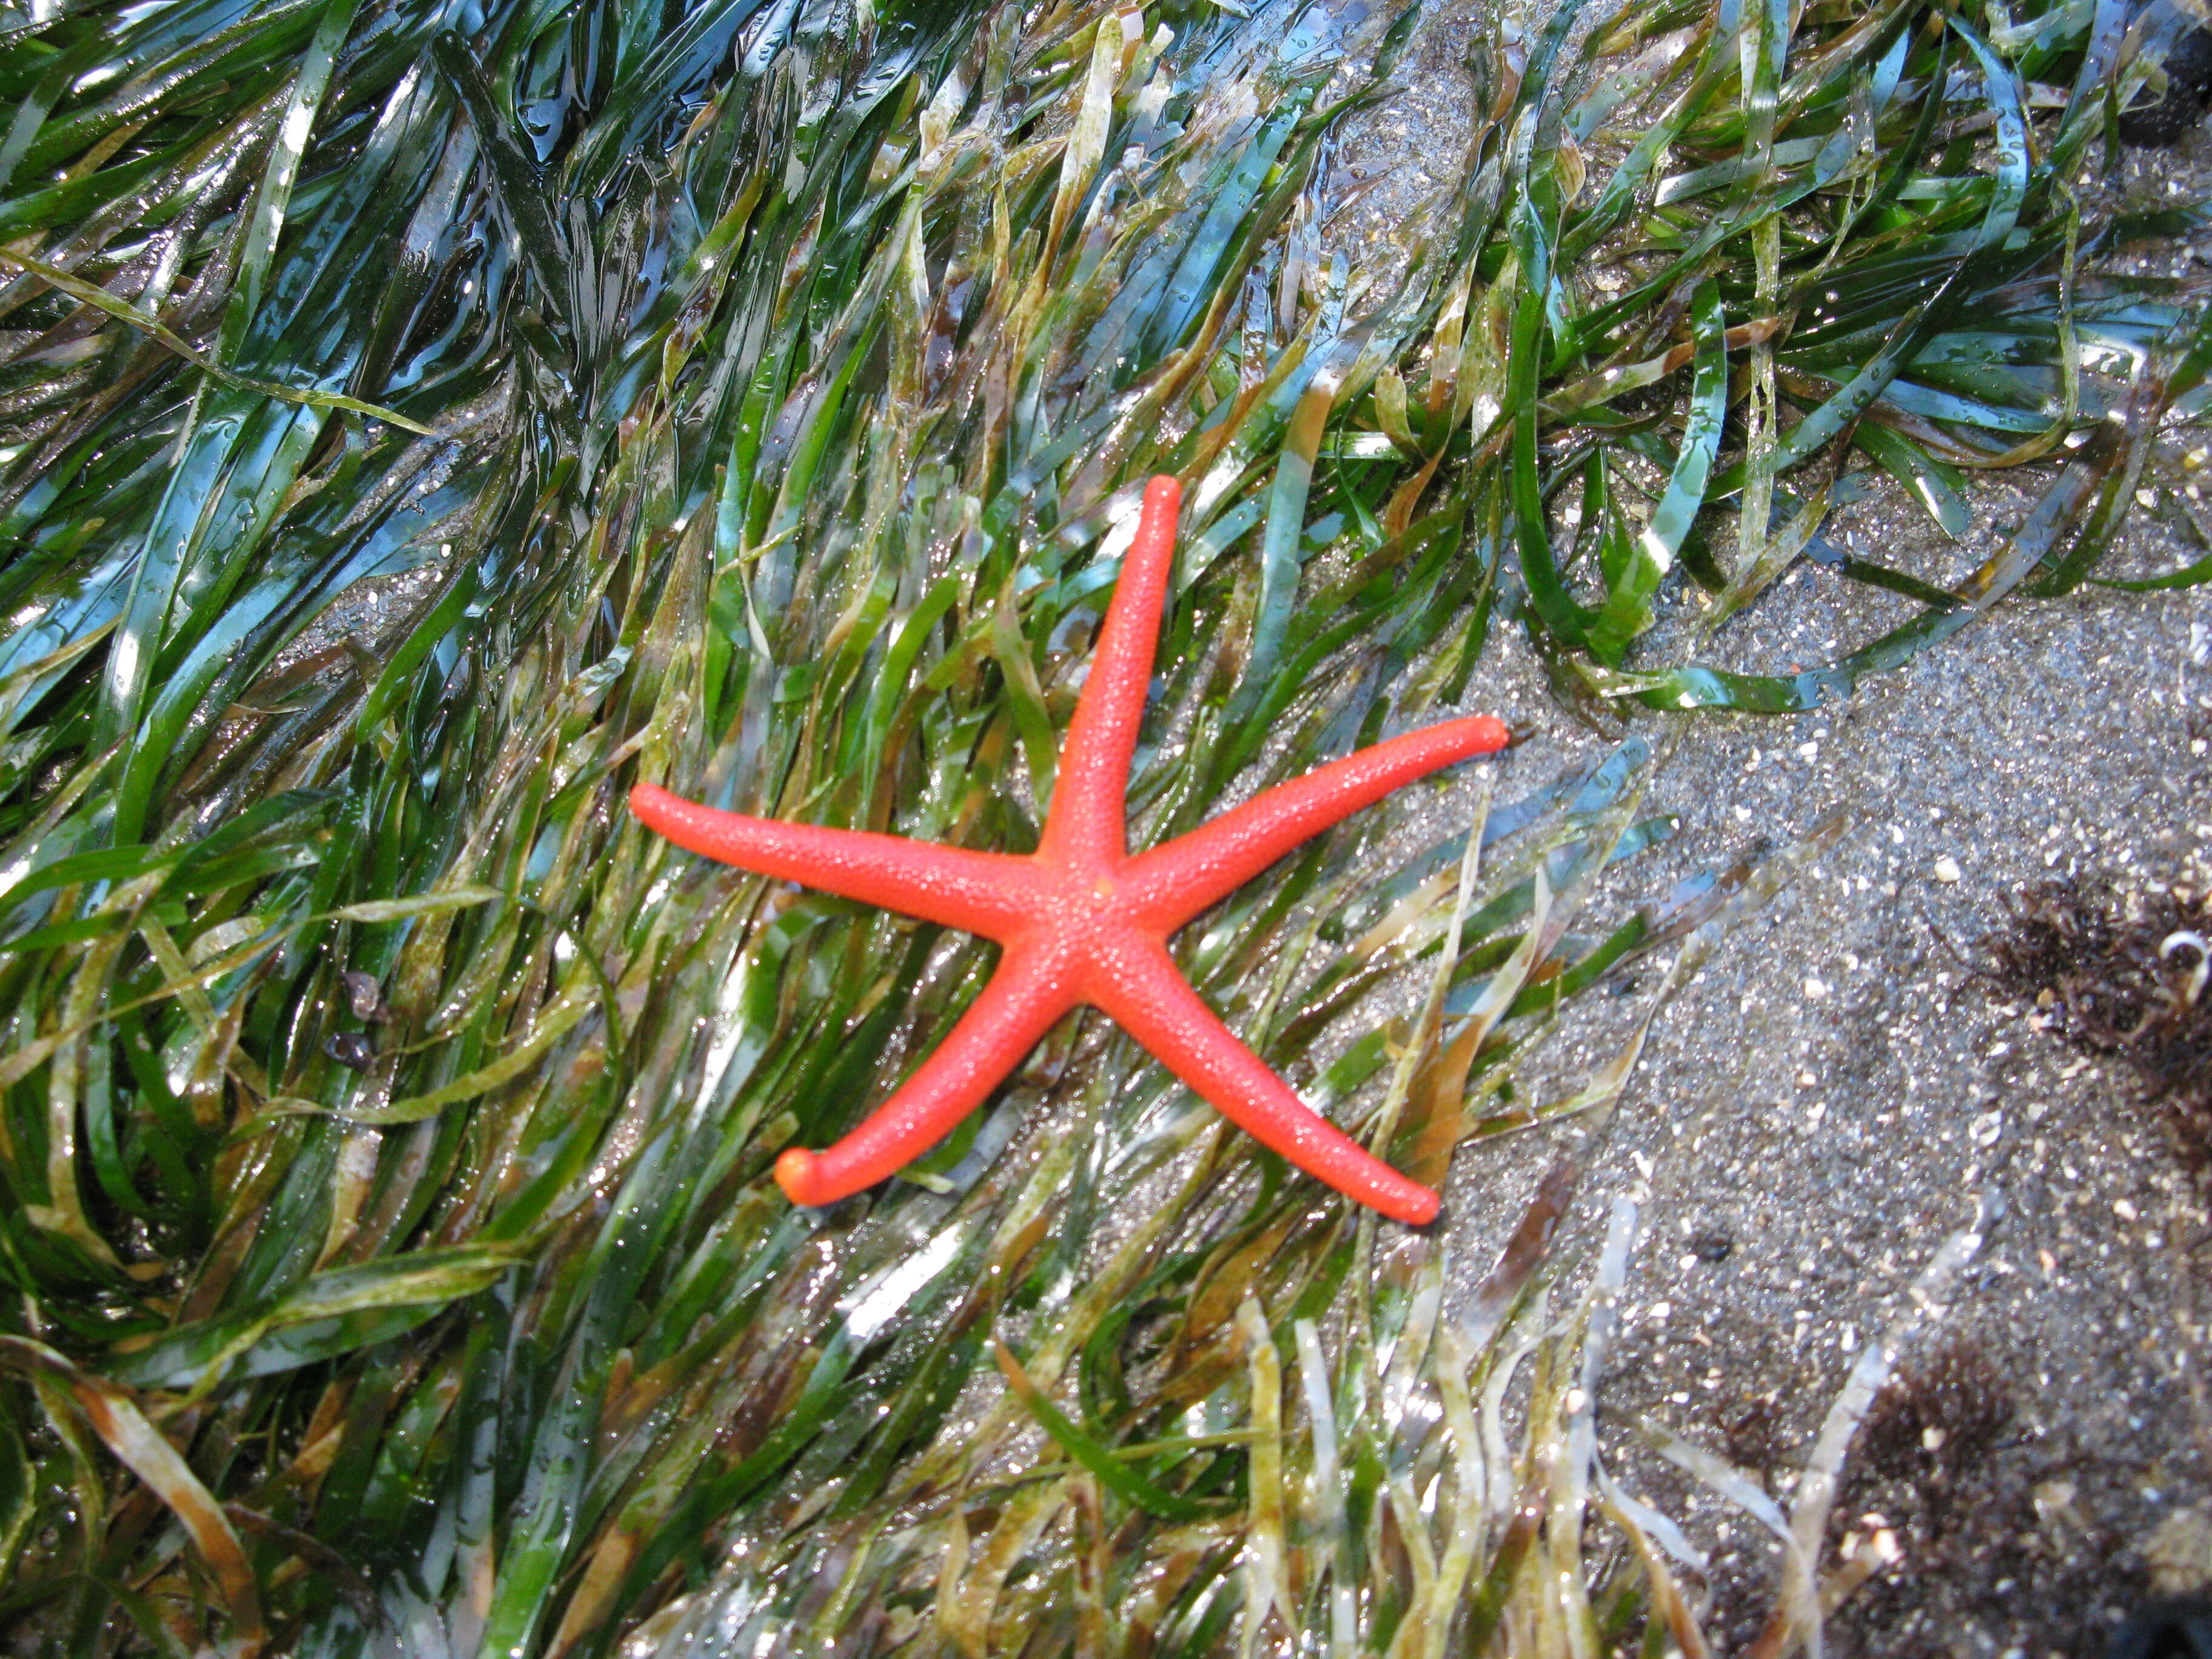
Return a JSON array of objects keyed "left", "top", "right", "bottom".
[
  {"left": 325, "top": 1031, "right": 375, "bottom": 1071},
  {"left": 2111, "top": 1598, "right": 2212, "bottom": 1659},
  {"left": 1689, "top": 1230, "right": 1734, "bottom": 1262}
]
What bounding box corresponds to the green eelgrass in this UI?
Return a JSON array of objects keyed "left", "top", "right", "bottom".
[{"left": 0, "top": 0, "right": 2201, "bottom": 1652}]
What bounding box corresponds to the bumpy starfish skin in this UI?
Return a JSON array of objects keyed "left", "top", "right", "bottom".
[{"left": 630, "top": 475, "right": 1509, "bottom": 1225}]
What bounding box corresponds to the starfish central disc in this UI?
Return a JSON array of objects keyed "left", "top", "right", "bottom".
[{"left": 629, "top": 475, "right": 1509, "bottom": 1225}]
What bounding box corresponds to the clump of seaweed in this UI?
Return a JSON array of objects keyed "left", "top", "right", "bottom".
[
  {"left": 1985, "top": 877, "right": 2212, "bottom": 1180},
  {"left": 1859, "top": 1335, "right": 2018, "bottom": 1519},
  {"left": 1834, "top": 1329, "right": 2157, "bottom": 1659}
]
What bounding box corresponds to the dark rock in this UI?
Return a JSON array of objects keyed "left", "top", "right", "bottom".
[
  {"left": 2110, "top": 1598, "right": 2212, "bottom": 1659},
  {"left": 2119, "top": 0, "right": 2212, "bottom": 145}
]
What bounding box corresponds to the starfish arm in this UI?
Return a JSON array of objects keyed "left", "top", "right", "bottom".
[
  {"left": 1095, "top": 943, "right": 1441, "bottom": 1225},
  {"left": 1124, "top": 715, "right": 1510, "bottom": 930},
  {"left": 630, "top": 783, "right": 1032, "bottom": 939},
  {"left": 774, "top": 950, "right": 1075, "bottom": 1207},
  {"left": 1038, "top": 475, "right": 1182, "bottom": 865}
]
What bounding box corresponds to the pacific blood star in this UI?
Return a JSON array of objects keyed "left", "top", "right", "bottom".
[{"left": 630, "top": 475, "right": 1508, "bottom": 1224}]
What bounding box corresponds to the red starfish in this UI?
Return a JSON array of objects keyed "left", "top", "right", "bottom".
[{"left": 631, "top": 476, "right": 1507, "bottom": 1224}]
